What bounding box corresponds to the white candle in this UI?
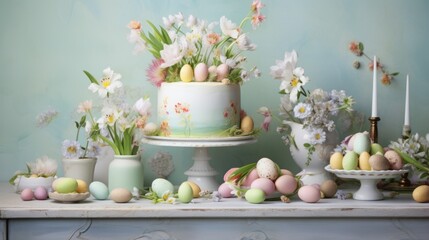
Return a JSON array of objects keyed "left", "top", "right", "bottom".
[
  {"left": 404, "top": 74, "right": 410, "bottom": 126},
  {"left": 371, "top": 56, "right": 378, "bottom": 117}
]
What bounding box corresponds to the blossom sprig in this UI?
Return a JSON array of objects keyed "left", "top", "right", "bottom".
[
  {"left": 348, "top": 41, "right": 399, "bottom": 85},
  {"left": 267, "top": 50, "right": 355, "bottom": 165},
  {"left": 63, "top": 67, "right": 154, "bottom": 157},
  {"left": 9, "top": 156, "right": 58, "bottom": 185},
  {"left": 390, "top": 133, "right": 429, "bottom": 181},
  {"left": 36, "top": 108, "right": 58, "bottom": 128},
  {"left": 128, "top": 0, "right": 265, "bottom": 86}
]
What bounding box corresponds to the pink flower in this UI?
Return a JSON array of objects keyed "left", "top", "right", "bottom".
[
  {"left": 146, "top": 58, "right": 167, "bottom": 87},
  {"left": 251, "top": 13, "right": 266, "bottom": 29},
  {"left": 206, "top": 33, "right": 220, "bottom": 45},
  {"left": 368, "top": 60, "right": 382, "bottom": 71},
  {"left": 128, "top": 20, "right": 141, "bottom": 30},
  {"left": 251, "top": 0, "right": 265, "bottom": 13},
  {"left": 77, "top": 100, "right": 93, "bottom": 113},
  {"left": 381, "top": 74, "right": 392, "bottom": 85},
  {"left": 262, "top": 115, "right": 271, "bottom": 132},
  {"left": 348, "top": 41, "right": 363, "bottom": 56}
]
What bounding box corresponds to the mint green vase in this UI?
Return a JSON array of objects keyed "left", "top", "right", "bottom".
[{"left": 108, "top": 155, "right": 143, "bottom": 192}]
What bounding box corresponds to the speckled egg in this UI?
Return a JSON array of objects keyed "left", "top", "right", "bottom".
[
  {"left": 110, "top": 188, "right": 132, "bottom": 203},
  {"left": 178, "top": 182, "right": 193, "bottom": 203},
  {"left": 384, "top": 150, "right": 404, "bottom": 170},
  {"left": 250, "top": 178, "right": 276, "bottom": 196},
  {"left": 256, "top": 158, "right": 279, "bottom": 180},
  {"left": 194, "top": 63, "right": 208, "bottom": 82},
  {"left": 34, "top": 186, "right": 48, "bottom": 200},
  {"left": 180, "top": 64, "right": 194, "bottom": 82},
  {"left": 275, "top": 175, "right": 298, "bottom": 195},
  {"left": 151, "top": 178, "right": 174, "bottom": 198},
  {"left": 298, "top": 185, "right": 321, "bottom": 203},
  {"left": 89, "top": 181, "right": 109, "bottom": 200},
  {"left": 245, "top": 188, "right": 265, "bottom": 204}
]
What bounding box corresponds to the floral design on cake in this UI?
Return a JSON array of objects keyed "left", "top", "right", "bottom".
[
  {"left": 223, "top": 101, "right": 239, "bottom": 126},
  {"left": 174, "top": 102, "right": 191, "bottom": 136}
]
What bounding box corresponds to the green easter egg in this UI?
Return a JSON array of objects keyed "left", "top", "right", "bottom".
[
  {"left": 370, "top": 143, "right": 384, "bottom": 155},
  {"left": 56, "top": 177, "right": 78, "bottom": 193},
  {"left": 343, "top": 151, "right": 359, "bottom": 170},
  {"left": 245, "top": 188, "right": 266, "bottom": 204},
  {"left": 178, "top": 182, "right": 193, "bottom": 203}
]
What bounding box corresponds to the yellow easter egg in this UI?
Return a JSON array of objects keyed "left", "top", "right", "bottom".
[
  {"left": 180, "top": 64, "right": 194, "bottom": 82},
  {"left": 240, "top": 116, "right": 254, "bottom": 134},
  {"left": 76, "top": 179, "right": 88, "bottom": 193},
  {"left": 186, "top": 181, "right": 201, "bottom": 198},
  {"left": 413, "top": 185, "right": 429, "bottom": 203},
  {"left": 359, "top": 151, "right": 371, "bottom": 170},
  {"left": 329, "top": 152, "right": 343, "bottom": 170}
]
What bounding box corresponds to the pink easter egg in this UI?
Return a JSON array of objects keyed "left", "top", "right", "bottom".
[
  {"left": 34, "top": 186, "right": 48, "bottom": 200},
  {"left": 298, "top": 185, "right": 321, "bottom": 203},
  {"left": 223, "top": 167, "right": 239, "bottom": 182},
  {"left": 242, "top": 169, "right": 259, "bottom": 187},
  {"left": 250, "top": 178, "right": 276, "bottom": 196},
  {"left": 20, "top": 188, "right": 34, "bottom": 201},
  {"left": 218, "top": 182, "right": 233, "bottom": 198},
  {"left": 275, "top": 175, "right": 298, "bottom": 195}
]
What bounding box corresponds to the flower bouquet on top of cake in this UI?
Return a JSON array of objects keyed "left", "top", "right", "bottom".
[{"left": 127, "top": 0, "right": 265, "bottom": 138}]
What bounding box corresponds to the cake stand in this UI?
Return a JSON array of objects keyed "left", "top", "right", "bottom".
[
  {"left": 142, "top": 136, "right": 257, "bottom": 192},
  {"left": 325, "top": 166, "right": 408, "bottom": 200}
]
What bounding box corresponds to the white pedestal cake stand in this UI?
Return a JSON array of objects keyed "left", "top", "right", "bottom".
[
  {"left": 142, "top": 136, "right": 257, "bottom": 192},
  {"left": 325, "top": 166, "right": 408, "bottom": 200}
]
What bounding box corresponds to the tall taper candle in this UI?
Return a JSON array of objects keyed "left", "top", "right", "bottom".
[
  {"left": 404, "top": 74, "right": 410, "bottom": 126},
  {"left": 371, "top": 56, "right": 378, "bottom": 117}
]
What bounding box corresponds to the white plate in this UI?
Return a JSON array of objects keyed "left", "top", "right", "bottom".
[
  {"left": 144, "top": 135, "right": 255, "bottom": 142},
  {"left": 324, "top": 166, "right": 408, "bottom": 179}
]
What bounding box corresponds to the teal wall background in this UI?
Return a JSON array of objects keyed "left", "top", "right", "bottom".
[{"left": 1, "top": 0, "right": 428, "bottom": 185}]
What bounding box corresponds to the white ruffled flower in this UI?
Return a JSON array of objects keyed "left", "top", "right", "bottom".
[
  {"left": 236, "top": 34, "right": 256, "bottom": 51},
  {"left": 88, "top": 67, "right": 123, "bottom": 98},
  {"left": 27, "top": 156, "right": 57, "bottom": 177},
  {"left": 160, "top": 41, "right": 186, "bottom": 68},
  {"left": 220, "top": 16, "right": 239, "bottom": 39},
  {"left": 97, "top": 106, "right": 122, "bottom": 128},
  {"left": 134, "top": 98, "right": 151, "bottom": 116}
]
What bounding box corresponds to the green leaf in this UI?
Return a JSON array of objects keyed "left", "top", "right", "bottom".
[
  {"left": 83, "top": 70, "right": 99, "bottom": 85},
  {"left": 146, "top": 21, "right": 164, "bottom": 41},
  {"left": 390, "top": 72, "right": 400, "bottom": 76},
  {"left": 303, "top": 143, "right": 311, "bottom": 148},
  {"left": 358, "top": 42, "right": 364, "bottom": 51},
  {"left": 394, "top": 148, "right": 429, "bottom": 173},
  {"left": 79, "top": 115, "right": 87, "bottom": 126}
]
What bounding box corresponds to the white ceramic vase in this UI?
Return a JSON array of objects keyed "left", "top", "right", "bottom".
[
  {"left": 285, "top": 121, "right": 339, "bottom": 185},
  {"left": 62, "top": 157, "right": 97, "bottom": 185}
]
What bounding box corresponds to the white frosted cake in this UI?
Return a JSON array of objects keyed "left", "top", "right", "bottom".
[{"left": 157, "top": 82, "right": 241, "bottom": 138}]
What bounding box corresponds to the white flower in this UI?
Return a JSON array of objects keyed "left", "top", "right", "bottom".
[
  {"left": 62, "top": 140, "right": 82, "bottom": 159},
  {"left": 85, "top": 120, "right": 93, "bottom": 133},
  {"left": 279, "top": 95, "right": 293, "bottom": 112},
  {"left": 220, "top": 16, "right": 239, "bottom": 39},
  {"left": 186, "top": 15, "right": 197, "bottom": 28},
  {"left": 134, "top": 98, "right": 152, "bottom": 116},
  {"left": 97, "top": 106, "right": 122, "bottom": 128},
  {"left": 160, "top": 41, "right": 186, "bottom": 68},
  {"left": 77, "top": 100, "right": 93, "bottom": 113},
  {"left": 293, "top": 102, "right": 312, "bottom": 119},
  {"left": 236, "top": 34, "right": 256, "bottom": 51},
  {"left": 27, "top": 156, "right": 57, "bottom": 176},
  {"left": 220, "top": 55, "right": 237, "bottom": 68},
  {"left": 307, "top": 128, "right": 326, "bottom": 145},
  {"left": 88, "top": 67, "right": 123, "bottom": 98}
]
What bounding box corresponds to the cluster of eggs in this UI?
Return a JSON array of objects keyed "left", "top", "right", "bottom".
[
  {"left": 51, "top": 177, "right": 89, "bottom": 194},
  {"left": 330, "top": 132, "right": 403, "bottom": 171},
  {"left": 20, "top": 186, "right": 49, "bottom": 201},
  {"left": 179, "top": 63, "right": 229, "bottom": 82},
  {"left": 220, "top": 158, "right": 338, "bottom": 203},
  {"left": 151, "top": 178, "right": 201, "bottom": 203}
]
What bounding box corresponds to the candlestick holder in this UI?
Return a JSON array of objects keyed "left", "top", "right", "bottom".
[
  {"left": 402, "top": 125, "right": 411, "bottom": 140},
  {"left": 368, "top": 117, "right": 380, "bottom": 143}
]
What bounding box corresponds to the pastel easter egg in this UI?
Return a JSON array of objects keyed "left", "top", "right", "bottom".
[
  {"left": 194, "top": 63, "right": 208, "bottom": 82},
  {"left": 178, "top": 182, "right": 193, "bottom": 203},
  {"left": 358, "top": 151, "right": 372, "bottom": 170},
  {"left": 218, "top": 182, "right": 233, "bottom": 198},
  {"left": 353, "top": 132, "right": 371, "bottom": 155},
  {"left": 245, "top": 188, "right": 265, "bottom": 204},
  {"left": 256, "top": 158, "right": 279, "bottom": 180},
  {"left": 320, "top": 180, "right": 337, "bottom": 198},
  {"left": 151, "top": 178, "right": 174, "bottom": 198},
  {"left": 180, "top": 64, "right": 194, "bottom": 82},
  {"left": 369, "top": 153, "right": 390, "bottom": 170},
  {"left": 275, "top": 175, "right": 298, "bottom": 195},
  {"left": 242, "top": 169, "right": 259, "bottom": 187},
  {"left": 34, "top": 186, "right": 48, "bottom": 200},
  {"left": 298, "top": 185, "right": 321, "bottom": 203},
  {"left": 330, "top": 152, "right": 343, "bottom": 170},
  {"left": 250, "top": 178, "right": 276, "bottom": 196},
  {"left": 280, "top": 169, "right": 293, "bottom": 176},
  {"left": 223, "top": 167, "right": 239, "bottom": 182},
  {"left": 342, "top": 151, "right": 359, "bottom": 170},
  {"left": 76, "top": 179, "right": 88, "bottom": 193},
  {"left": 110, "top": 188, "right": 132, "bottom": 203},
  {"left": 384, "top": 150, "right": 404, "bottom": 170},
  {"left": 55, "top": 177, "right": 78, "bottom": 194},
  {"left": 370, "top": 143, "right": 384, "bottom": 155},
  {"left": 20, "top": 188, "right": 34, "bottom": 201},
  {"left": 89, "top": 181, "right": 109, "bottom": 200},
  {"left": 216, "top": 63, "right": 229, "bottom": 81},
  {"left": 240, "top": 116, "right": 254, "bottom": 134},
  {"left": 185, "top": 181, "right": 201, "bottom": 198},
  {"left": 412, "top": 185, "right": 429, "bottom": 203}
]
